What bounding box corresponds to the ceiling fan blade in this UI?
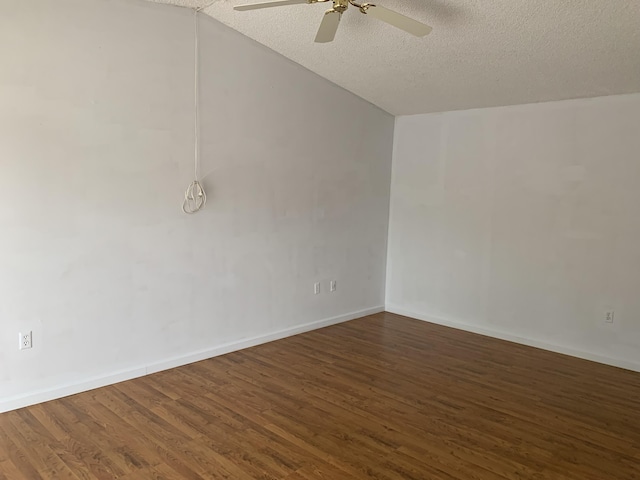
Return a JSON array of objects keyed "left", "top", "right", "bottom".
[
  {"left": 315, "top": 9, "right": 341, "bottom": 43},
  {"left": 234, "top": 0, "right": 308, "bottom": 11},
  {"left": 365, "top": 5, "right": 432, "bottom": 37}
]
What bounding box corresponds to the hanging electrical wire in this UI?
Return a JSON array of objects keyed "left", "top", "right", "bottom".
[{"left": 183, "top": 8, "right": 207, "bottom": 214}]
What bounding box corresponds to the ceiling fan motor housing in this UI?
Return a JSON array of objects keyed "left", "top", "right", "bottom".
[{"left": 332, "top": 0, "right": 348, "bottom": 13}]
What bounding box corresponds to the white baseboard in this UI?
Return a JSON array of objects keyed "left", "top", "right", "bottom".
[
  {"left": 385, "top": 304, "right": 640, "bottom": 373},
  {"left": 0, "top": 306, "right": 384, "bottom": 413}
]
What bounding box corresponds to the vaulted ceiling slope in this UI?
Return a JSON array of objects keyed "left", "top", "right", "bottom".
[{"left": 147, "top": 0, "right": 640, "bottom": 115}]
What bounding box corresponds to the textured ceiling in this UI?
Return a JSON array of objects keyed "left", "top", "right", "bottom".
[{"left": 147, "top": 0, "right": 640, "bottom": 115}]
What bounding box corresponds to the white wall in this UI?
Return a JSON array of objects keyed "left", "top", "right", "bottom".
[
  {"left": 387, "top": 94, "right": 640, "bottom": 372},
  {"left": 0, "top": 0, "right": 394, "bottom": 411}
]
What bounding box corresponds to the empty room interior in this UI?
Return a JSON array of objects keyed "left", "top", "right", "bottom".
[{"left": 1, "top": 0, "right": 640, "bottom": 478}]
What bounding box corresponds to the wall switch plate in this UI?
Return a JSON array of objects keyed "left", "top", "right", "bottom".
[
  {"left": 19, "top": 331, "right": 32, "bottom": 350},
  {"left": 605, "top": 311, "right": 614, "bottom": 324},
  {"left": 330, "top": 280, "right": 337, "bottom": 292},
  {"left": 314, "top": 282, "right": 321, "bottom": 295}
]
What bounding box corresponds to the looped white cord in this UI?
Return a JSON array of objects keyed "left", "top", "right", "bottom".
[
  {"left": 183, "top": 180, "right": 207, "bottom": 214},
  {"left": 183, "top": 8, "right": 207, "bottom": 214}
]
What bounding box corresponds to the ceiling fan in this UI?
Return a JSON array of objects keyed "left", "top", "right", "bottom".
[{"left": 233, "top": 0, "right": 432, "bottom": 43}]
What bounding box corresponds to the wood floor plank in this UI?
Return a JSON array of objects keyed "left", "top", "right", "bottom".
[{"left": 1, "top": 312, "right": 640, "bottom": 479}]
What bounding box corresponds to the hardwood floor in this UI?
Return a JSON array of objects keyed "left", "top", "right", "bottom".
[{"left": 1, "top": 312, "right": 640, "bottom": 479}]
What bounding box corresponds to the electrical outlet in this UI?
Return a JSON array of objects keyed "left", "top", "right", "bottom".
[
  {"left": 314, "top": 282, "right": 321, "bottom": 295},
  {"left": 19, "top": 331, "right": 32, "bottom": 350},
  {"left": 604, "top": 310, "right": 614, "bottom": 324},
  {"left": 330, "top": 280, "right": 337, "bottom": 292}
]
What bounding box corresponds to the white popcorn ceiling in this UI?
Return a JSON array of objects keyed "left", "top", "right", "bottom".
[{"left": 146, "top": 0, "right": 640, "bottom": 115}]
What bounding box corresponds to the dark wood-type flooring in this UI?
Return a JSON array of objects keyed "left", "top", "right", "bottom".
[{"left": 1, "top": 312, "right": 640, "bottom": 479}]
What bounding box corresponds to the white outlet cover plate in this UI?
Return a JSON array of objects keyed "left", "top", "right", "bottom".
[{"left": 19, "top": 331, "right": 32, "bottom": 350}]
